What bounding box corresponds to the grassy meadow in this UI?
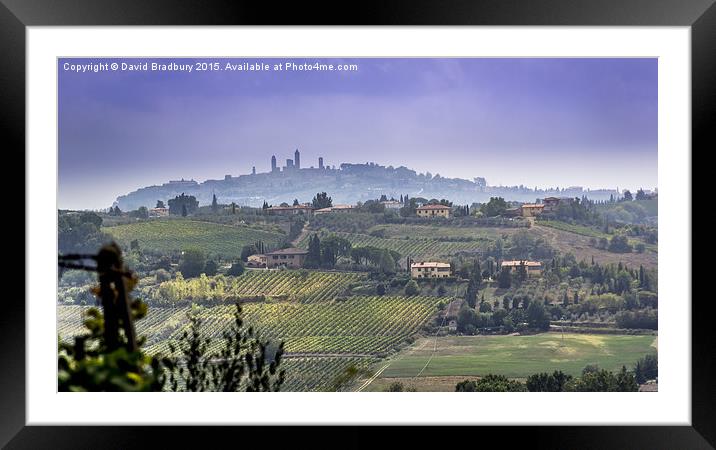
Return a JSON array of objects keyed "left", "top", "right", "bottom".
[
  {"left": 375, "top": 333, "right": 657, "bottom": 380},
  {"left": 104, "top": 218, "right": 285, "bottom": 259}
]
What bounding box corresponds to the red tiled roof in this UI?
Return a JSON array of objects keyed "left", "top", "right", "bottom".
[{"left": 411, "top": 262, "right": 450, "bottom": 268}]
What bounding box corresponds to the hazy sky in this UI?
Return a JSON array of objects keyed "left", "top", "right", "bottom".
[{"left": 59, "top": 58, "right": 657, "bottom": 210}]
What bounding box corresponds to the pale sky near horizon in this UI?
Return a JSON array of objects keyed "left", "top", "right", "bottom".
[{"left": 59, "top": 58, "right": 657, "bottom": 210}]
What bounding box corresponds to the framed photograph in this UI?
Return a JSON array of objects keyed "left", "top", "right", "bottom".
[{"left": 7, "top": 0, "right": 712, "bottom": 447}]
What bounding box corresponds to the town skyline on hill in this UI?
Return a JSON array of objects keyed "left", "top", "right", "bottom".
[
  {"left": 107, "top": 153, "right": 650, "bottom": 212},
  {"left": 59, "top": 58, "right": 657, "bottom": 210}
]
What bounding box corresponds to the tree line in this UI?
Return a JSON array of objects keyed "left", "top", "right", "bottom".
[{"left": 455, "top": 354, "right": 656, "bottom": 392}]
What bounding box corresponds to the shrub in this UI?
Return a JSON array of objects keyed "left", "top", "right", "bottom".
[
  {"left": 615, "top": 309, "right": 657, "bottom": 330},
  {"left": 608, "top": 235, "right": 633, "bottom": 253},
  {"left": 155, "top": 269, "right": 172, "bottom": 283},
  {"left": 634, "top": 354, "right": 658, "bottom": 383},
  {"left": 227, "top": 261, "right": 246, "bottom": 277},
  {"left": 376, "top": 283, "right": 386, "bottom": 296},
  {"left": 180, "top": 248, "right": 206, "bottom": 278},
  {"left": 566, "top": 367, "right": 638, "bottom": 392},
  {"left": 580, "top": 293, "right": 625, "bottom": 314},
  {"left": 204, "top": 260, "right": 218, "bottom": 276},
  {"left": 455, "top": 374, "right": 527, "bottom": 392},
  {"left": 638, "top": 291, "right": 658, "bottom": 309},
  {"left": 526, "top": 371, "right": 573, "bottom": 392},
  {"left": 404, "top": 280, "right": 420, "bottom": 296}
]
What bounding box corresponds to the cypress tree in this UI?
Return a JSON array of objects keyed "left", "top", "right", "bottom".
[{"left": 306, "top": 234, "right": 321, "bottom": 268}]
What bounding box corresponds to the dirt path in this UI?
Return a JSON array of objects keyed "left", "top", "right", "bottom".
[
  {"left": 354, "top": 338, "right": 432, "bottom": 392},
  {"left": 290, "top": 221, "right": 310, "bottom": 247}
]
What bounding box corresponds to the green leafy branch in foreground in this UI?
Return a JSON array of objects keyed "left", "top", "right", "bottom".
[
  {"left": 58, "top": 301, "right": 171, "bottom": 392},
  {"left": 58, "top": 243, "right": 286, "bottom": 392},
  {"left": 58, "top": 243, "right": 171, "bottom": 392},
  {"left": 166, "top": 302, "right": 286, "bottom": 392}
]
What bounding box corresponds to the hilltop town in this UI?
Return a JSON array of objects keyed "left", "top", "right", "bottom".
[{"left": 112, "top": 149, "right": 632, "bottom": 211}]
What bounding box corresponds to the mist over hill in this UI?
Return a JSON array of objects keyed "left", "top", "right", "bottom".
[{"left": 113, "top": 161, "right": 620, "bottom": 211}]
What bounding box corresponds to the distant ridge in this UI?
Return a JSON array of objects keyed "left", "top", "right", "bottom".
[{"left": 114, "top": 160, "right": 619, "bottom": 211}]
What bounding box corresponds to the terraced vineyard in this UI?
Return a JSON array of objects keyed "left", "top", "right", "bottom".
[
  {"left": 58, "top": 305, "right": 189, "bottom": 347},
  {"left": 366, "top": 224, "right": 517, "bottom": 241},
  {"left": 298, "top": 230, "right": 485, "bottom": 259},
  {"left": 144, "top": 270, "right": 367, "bottom": 305},
  {"left": 104, "top": 218, "right": 285, "bottom": 259},
  {"left": 57, "top": 294, "right": 441, "bottom": 390},
  {"left": 136, "top": 296, "right": 439, "bottom": 355},
  {"left": 281, "top": 356, "right": 377, "bottom": 391}
]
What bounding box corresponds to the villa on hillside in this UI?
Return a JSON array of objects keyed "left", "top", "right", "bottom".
[
  {"left": 246, "top": 254, "right": 267, "bottom": 268},
  {"left": 542, "top": 197, "right": 561, "bottom": 212},
  {"left": 521, "top": 204, "right": 545, "bottom": 218},
  {"left": 149, "top": 207, "right": 169, "bottom": 218},
  {"left": 313, "top": 204, "right": 356, "bottom": 215},
  {"left": 411, "top": 261, "right": 452, "bottom": 279},
  {"left": 265, "top": 247, "right": 309, "bottom": 269},
  {"left": 416, "top": 204, "right": 451, "bottom": 218},
  {"left": 503, "top": 207, "right": 522, "bottom": 218},
  {"left": 501, "top": 260, "right": 542, "bottom": 277},
  {"left": 541, "top": 196, "right": 577, "bottom": 213}
]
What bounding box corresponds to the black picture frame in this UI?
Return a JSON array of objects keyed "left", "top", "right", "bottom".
[{"left": 4, "top": 0, "right": 712, "bottom": 447}]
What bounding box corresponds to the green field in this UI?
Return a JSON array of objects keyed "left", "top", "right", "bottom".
[
  {"left": 537, "top": 220, "right": 657, "bottom": 252},
  {"left": 366, "top": 224, "right": 517, "bottom": 241},
  {"left": 298, "top": 229, "right": 485, "bottom": 259},
  {"left": 143, "top": 270, "right": 367, "bottom": 305},
  {"left": 104, "top": 218, "right": 285, "bottom": 259},
  {"left": 377, "top": 333, "right": 657, "bottom": 379},
  {"left": 537, "top": 220, "right": 611, "bottom": 240},
  {"left": 533, "top": 224, "right": 658, "bottom": 270}
]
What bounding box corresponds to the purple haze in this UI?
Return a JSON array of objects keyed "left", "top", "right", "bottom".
[{"left": 59, "top": 58, "right": 657, "bottom": 210}]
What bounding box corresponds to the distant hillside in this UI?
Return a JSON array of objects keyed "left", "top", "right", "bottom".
[
  {"left": 114, "top": 162, "right": 619, "bottom": 210},
  {"left": 104, "top": 218, "right": 285, "bottom": 259}
]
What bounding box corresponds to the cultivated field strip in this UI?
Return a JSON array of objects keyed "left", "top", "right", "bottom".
[
  {"left": 280, "top": 356, "right": 378, "bottom": 391},
  {"left": 145, "top": 270, "right": 366, "bottom": 304},
  {"left": 58, "top": 294, "right": 440, "bottom": 369},
  {"left": 58, "top": 305, "right": 192, "bottom": 347},
  {"left": 104, "top": 218, "right": 284, "bottom": 259},
  {"left": 298, "top": 230, "right": 484, "bottom": 259},
  {"left": 368, "top": 224, "right": 513, "bottom": 240}
]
